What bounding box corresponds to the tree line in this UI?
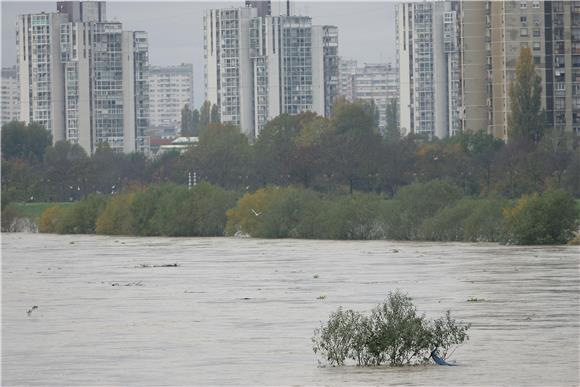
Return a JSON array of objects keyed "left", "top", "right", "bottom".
[{"left": 3, "top": 99, "right": 578, "bottom": 209}]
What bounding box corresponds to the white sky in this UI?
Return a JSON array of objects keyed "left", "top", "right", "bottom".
[{"left": 1, "top": 0, "right": 397, "bottom": 106}]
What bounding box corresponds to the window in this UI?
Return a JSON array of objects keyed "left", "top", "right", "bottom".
[
  {"left": 520, "top": 28, "right": 528, "bottom": 37},
  {"left": 532, "top": 1, "right": 540, "bottom": 8},
  {"left": 533, "top": 28, "right": 541, "bottom": 37},
  {"left": 533, "top": 41, "right": 541, "bottom": 51},
  {"left": 533, "top": 15, "right": 541, "bottom": 25},
  {"left": 520, "top": 1, "right": 528, "bottom": 8},
  {"left": 533, "top": 56, "right": 541, "bottom": 64},
  {"left": 521, "top": 16, "right": 527, "bottom": 25}
]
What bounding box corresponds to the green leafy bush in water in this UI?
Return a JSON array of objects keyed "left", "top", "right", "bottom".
[
  {"left": 420, "top": 197, "right": 505, "bottom": 242},
  {"left": 502, "top": 189, "right": 579, "bottom": 245},
  {"left": 57, "top": 194, "right": 107, "bottom": 234},
  {"left": 312, "top": 291, "right": 470, "bottom": 367}
]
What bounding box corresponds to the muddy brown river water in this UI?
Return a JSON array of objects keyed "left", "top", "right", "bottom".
[{"left": 2, "top": 233, "right": 579, "bottom": 385}]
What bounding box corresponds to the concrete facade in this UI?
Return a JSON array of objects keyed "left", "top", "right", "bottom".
[
  {"left": 149, "top": 64, "right": 194, "bottom": 129},
  {"left": 204, "top": 5, "right": 338, "bottom": 139},
  {"left": 396, "top": 1, "right": 461, "bottom": 138},
  {"left": 1, "top": 66, "right": 20, "bottom": 125},
  {"left": 17, "top": 2, "right": 149, "bottom": 154}
]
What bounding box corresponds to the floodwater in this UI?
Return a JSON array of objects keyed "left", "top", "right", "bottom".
[{"left": 2, "top": 233, "right": 579, "bottom": 386}]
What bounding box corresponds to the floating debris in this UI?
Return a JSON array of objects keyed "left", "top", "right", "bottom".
[
  {"left": 112, "top": 281, "right": 143, "bottom": 287},
  {"left": 392, "top": 249, "right": 399, "bottom": 253},
  {"left": 26, "top": 305, "right": 38, "bottom": 316},
  {"left": 317, "top": 295, "right": 327, "bottom": 300},
  {"left": 467, "top": 297, "right": 486, "bottom": 302},
  {"left": 136, "top": 263, "right": 180, "bottom": 268},
  {"left": 313, "top": 274, "right": 319, "bottom": 279}
]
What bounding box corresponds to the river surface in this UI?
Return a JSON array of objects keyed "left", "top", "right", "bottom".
[{"left": 2, "top": 233, "right": 579, "bottom": 386}]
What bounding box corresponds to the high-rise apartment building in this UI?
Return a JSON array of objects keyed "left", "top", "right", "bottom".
[
  {"left": 17, "top": 1, "right": 149, "bottom": 154},
  {"left": 338, "top": 59, "right": 357, "bottom": 102},
  {"left": 396, "top": 1, "right": 461, "bottom": 138},
  {"left": 489, "top": 1, "right": 580, "bottom": 138},
  {"left": 313, "top": 25, "right": 339, "bottom": 119},
  {"left": 1, "top": 66, "right": 20, "bottom": 125},
  {"left": 397, "top": 0, "right": 580, "bottom": 141},
  {"left": 245, "top": 0, "right": 271, "bottom": 17},
  {"left": 338, "top": 60, "right": 399, "bottom": 131},
  {"left": 149, "top": 64, "right": 194, "bottom": 130},
  {"left": 56, "top": 1, "right": 106, "bottom": 22},
  {"left": 459, "top": 1, "right": 489, "bottom": 134},
  {"left": 204, "top": 7, "right": 257, "bottom": 138},
  {"left": 204, "top": 5, "right": 338, "bottom": 139},
  {"left": 17, "top": 12, "right": 68, "bottom": 140}
]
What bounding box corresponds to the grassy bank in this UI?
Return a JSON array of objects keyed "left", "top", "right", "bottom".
[{"left": 9, "top": 202, "right": 73, "bottom": 222}]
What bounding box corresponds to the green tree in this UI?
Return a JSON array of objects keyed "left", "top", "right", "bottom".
[
  {"left": 43, "top": 141, "right": 89, "bottom": 201},
  {"left": 195, "top": 123, "right": 252, "bottom": 189},
  {"left": 508, "top": 47, "right": 544, "bottom": 144},
  {"left": 210, "top": 103, "right": 220, "bottom": 124},
  {"left": 254, "top": 114, "right": 301, "bottom": 186},
  {"left": 191, "top": 108, "right": 200, "bottom": 136},
  {"left": 1, "top": 121, "right": 52, "bottom": 163},
  {"left": 384, "top": 99, "right": 399, "bottom": 142},
  {"left": 200, "top": 100, "right": 211, "bottom": 127},
  {"left": 448, "top": 130, "right": 504, "bottom": 194},
  {"left": 329, "top": 100, "right": 383, "bottom": 193},
  {"left": 181, "top": 104, "right": 193, "bottom": 136},
  {"left": 332, "top": 99, "right": 374, "bottom": 135}
]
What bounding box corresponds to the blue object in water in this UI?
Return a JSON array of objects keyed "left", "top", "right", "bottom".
[{"left": 431, "top": 348, "right": 457, "bottom": 366}]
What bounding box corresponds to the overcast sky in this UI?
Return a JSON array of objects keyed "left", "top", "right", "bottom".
[{"left": 1, "top": 0, "right": 397, "bottom": 106}]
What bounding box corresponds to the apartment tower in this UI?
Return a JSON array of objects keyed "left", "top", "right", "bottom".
[
  {"left": 204, "top": 4, "right": 339, "bottom": 138},
  {"left": 149, "top": 64, "right": 194, "bottom": 130},
  {"left": 396, "top": 1, "right": 461, "bottom": 138},
  {"left": 17, "top": 1, "right": 149, "bottom": 154}
]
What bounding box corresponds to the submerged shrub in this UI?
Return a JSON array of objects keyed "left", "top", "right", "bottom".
[
  {"left": 420, "top": 197, "right": 505, "bottom": 242},
  {"left": 96, "top": 193, "right": 135, "bottom": 235},
  {"left": 226, "top": 187, "right": 393, "bottom": 239},
  {"left": 313, "top": 290, "right": 470, "bottom": 367},
  {"left": 38, "top": 205, "right": 65, "bottom": 233},
  {"left": 312, "top": 308, "right": 369, "bottom": 366},
  {"left": 420, "top": 198, "right": 478, "bottom": 241},
  {"left": 226, "top": 187, "right": 324, "bottom": 238},
  {"left": 502, "top": 189, "right": 579, "bottom": 245},
  {"left": 320, "top": 193, "right": 390, "bottom": 240},
  {"left": 56, "top": 194, "right": 107, "bottom": 234},
  {"left": 391, "top": 180, "right": 463, "bottom": 240}
]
